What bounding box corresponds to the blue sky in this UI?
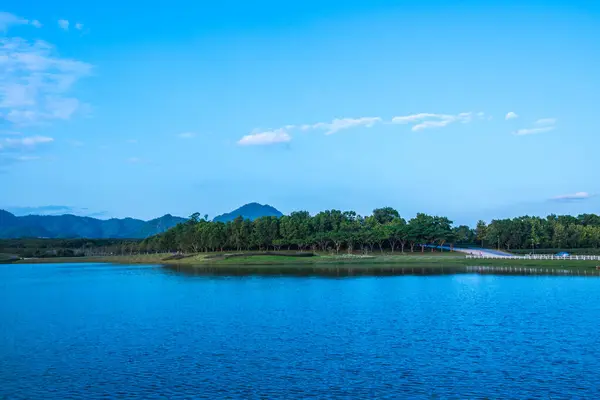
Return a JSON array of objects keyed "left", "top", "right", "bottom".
[{"left": 1, "top": 0, "right": 599, "bottom": 225}]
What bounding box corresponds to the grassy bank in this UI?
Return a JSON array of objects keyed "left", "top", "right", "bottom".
[
  {"left": 7, "top": 251, "right": 600, "bottom": 270},
  {"left": 0, "top": 253, "right": 18, "bottom": 262}
]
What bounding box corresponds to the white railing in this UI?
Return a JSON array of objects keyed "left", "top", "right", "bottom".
[{"left": 466, "top": 254, "right": 600, "bottom": 261}]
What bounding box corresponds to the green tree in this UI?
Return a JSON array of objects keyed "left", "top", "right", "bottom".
[
  {"left": 372, "top": 207, "right": 400, "bottom": 225},
  {"left": 475, "top": 220, "right": 487, "bottom": 247},
  {"left": 552, "top": 222, "right": 566, "bottom": 248},
  {"left": 432, "top": 216, "right": 453, "bottom": 251},
  {"left": 485, "top": 221, "right": 501, "bottom": 250},
  {"left": 385, "top": 217, "right": 407, "bottom": 253},
  {"left": 453, "top": 225, "right": 474, "bottom": 246},
  {"left": 530, "top": 219, "right": 541, "bottom": 253},
  {"left": 138, "top": 207, "right": 600, "bottom": 255},
  {"left": 408, "top": 213, "right": 435, "bottom": 252}
]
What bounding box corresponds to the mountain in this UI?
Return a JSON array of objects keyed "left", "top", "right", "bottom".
[
  {"left": 213, "top": 202, "right": 283, "bottom": 223},
  {"left": 0, "top": 210, "right": 186, "bottom": 239},
  {"left": 0, "top": 203, "right": 284, "bottom": 239}
]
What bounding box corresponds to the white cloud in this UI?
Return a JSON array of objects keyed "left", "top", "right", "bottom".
[
  {"left": 535, "top": 118, "right": 556, "bottom": 126},
  {"left": 177, "top": 132, "right": 197, "bottom": 139},
  {"left": 15, "top": 155, "right": 40, "bottom": 161},
  {"left": 513, "top": 126, "right": 555, "bottom": 136},
  {"left": 2, "top": 135, "right": 54, "bottom": 148},
  {"left": 308, "top": 117, "right": 382, "bottom": 135},
  {"left": 238, "top": 112, "right": 487, "bottom": 145},
  {"left": 514, "top": 117, "right": 557, "bottom": 136},
  {"left": 238, "top": 116, "right": 382, "bottom": 145},
  {"left": 75, "top": 23, "right": 83, "bottom": 30},
  {"left": 413, "top": 119, "right": 454, "bottom": 131},
  {"left": 237, "top": 129, "right": 291, "bottom": 146},
  {"left": 391, "top": 112, "right": 482, "bottom": 131},
  {"left": 505, "top": 112, "right": 518, "bottom": 120},
  {"left": 126, "top": 139, "right": 138, "bottom": 144},
  {"left": 58, "top": 19, "right": 69, "bottom": 30},
  {"left": 551, "top": 192, "right": 591, "bottom": 201},
  {"left": 127, "top": 157, "right": 142, "bottom": 163},
  {"left": 0, "top": 12, "right": 41, "bottom": 30},
  {"left": 391, "top": 113, "right": 439, "bottom": 124},
  {"left": 0, "top": 37, "right": 92, "bottom": 127},
  {"left": 0, "top": 12, "right": 29, "bottom": 31}
]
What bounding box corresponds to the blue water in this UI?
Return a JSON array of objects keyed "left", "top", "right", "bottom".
[{"left": 1, "top": 263, "right": 600, "bottom": 399}]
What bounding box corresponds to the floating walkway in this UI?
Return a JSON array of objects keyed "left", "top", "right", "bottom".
[
  {"left": 465, "top": 266, "right": 600, "bottom": 276},
  {"left": 466, "top": 254, "right": 600, "bottom": 261}
]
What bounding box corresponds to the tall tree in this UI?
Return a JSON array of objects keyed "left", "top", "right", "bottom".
[{"left": 475, "top": 220, "right": 487, "bottom": 247}]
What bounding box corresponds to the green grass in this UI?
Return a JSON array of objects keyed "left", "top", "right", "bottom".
[{"left": 8, "top": 251, "right": 600, "bottom": 271}]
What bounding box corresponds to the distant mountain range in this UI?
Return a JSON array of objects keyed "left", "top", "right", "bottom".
[
  {"left": 0, "top": 203, "right": 284, "bottom": 239},
  {"left": 0, "top": 210, "right": 186, "bottom": 239},
  {"left": 213, "top": 202, "right": 283, "bottom": 223}
]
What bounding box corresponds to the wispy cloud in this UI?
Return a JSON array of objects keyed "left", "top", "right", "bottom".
[
  {"left": 0, "top": 37, "right": 93, "bottom": 127},
  {"left": 15, "top": 155, "right": 41, "bottom": 161},
  {"left": 236, "top": 115, "right": 380, "bottom": 146},
  {"left": 514, "top": 126, "right": 555, "bottom": 136},
  {"left": 87, "top": 211, "right": 108, "bottom": 218},
  {"left": 514, "top": 117, "right": 557, "bottom": 136},
  {"left": 1, "top": 135, "right": 54, "bottom": 149},
  {"left": 75, "top": 23, "right": 83, "bottom": 30},
  {"left": 304, "top": 117, "right": 382, "bottom": 135},
  {"left": 238, "top": 112, "right": 486, "bottom": 145},
  {"left": 127, "top": 157, "right": 143, "bottom": 163},
  {"left": 1, "top": 134, "right": 50, "bottom": 166},
  {"left": 58, "top": 19, "right": 69, "bottom": 30},
  {"left": 237, "top": 129, "right": 291, "bottom": 146},
  {"left": 4, "top": 205, "right": 75, "bottom": 216},
  {"left": 2, "top": 205, "right": 106, "bottom": 217},
  {"left": 126, "top": 139, "right": 138, "bottom": 144},
  {"left": 391, "top": 112, "right": 483, "bottom": 131},
  {"left": 551, "top": 192, "right": 592, "bottom": 201},
  {"left": 177, "top": 132, "right": 197, "bottom": 139},
  {"left": 505, "top": 112, "right": 519, "bottom": 120},
  {"left": 0, "top": 12, "right": 37, "bottom": 31},
  {"left": 0, "top": 152, "right": 43, "bottom": 167},
  {"left": 535, "top": 118, "right": 556, "bottom": 126}
]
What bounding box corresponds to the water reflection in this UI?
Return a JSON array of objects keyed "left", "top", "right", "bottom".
[{"left": 162, "top": 264, "right": 600, "bottom": 278}]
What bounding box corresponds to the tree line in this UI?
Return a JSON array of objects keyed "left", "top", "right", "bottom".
[
  {"left": 137, "top": 209, "right": 600, "bottom": 254},
  {"left": 0, "top": 238, "right": 141, "bottom": 258},
  {"left": 479, "top": 214, "right": 600, "bottom": 251}
]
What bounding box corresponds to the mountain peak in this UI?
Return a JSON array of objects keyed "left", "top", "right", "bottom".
[{"left": 213, "top": 203, "right": 283, "bottom": 223}]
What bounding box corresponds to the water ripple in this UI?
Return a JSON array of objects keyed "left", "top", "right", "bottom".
[{"left": 1, "top": 263, "right": 600, "bottom": 399}]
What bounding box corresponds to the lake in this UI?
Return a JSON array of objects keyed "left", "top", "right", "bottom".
[{"left": 1, "top": 263, "right": 600, "bottom": 399}]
